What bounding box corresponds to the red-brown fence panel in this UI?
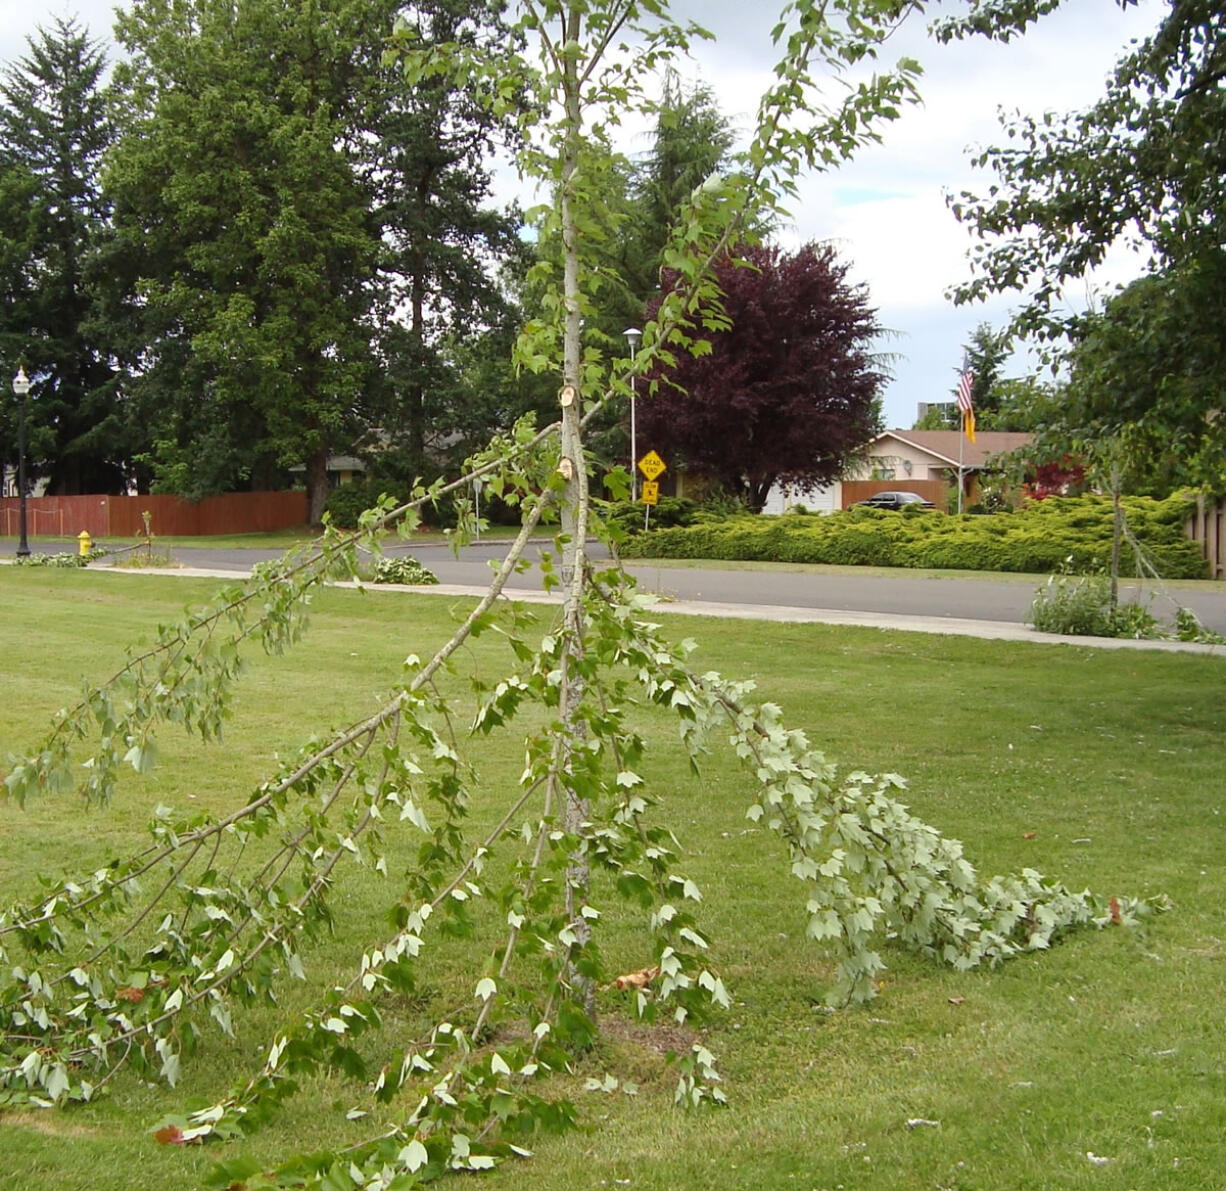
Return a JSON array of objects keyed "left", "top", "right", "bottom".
[{"left": 1, "top": 491, "right": 309, "bottom": 540}]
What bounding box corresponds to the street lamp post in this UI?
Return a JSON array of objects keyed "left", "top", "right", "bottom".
[
  {"left": 623, "top": 327, "right": 641, "bottom": 501},
  {"left": 13, "top": 367, "right": 31, "bottom": 558}
]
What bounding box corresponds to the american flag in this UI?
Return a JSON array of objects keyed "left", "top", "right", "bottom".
[
  {"left": 957, "top": 358, "right": 976, "bottom": 443},
  {"left": 956, "top": 362, "right": 974, "bottom": 414}
]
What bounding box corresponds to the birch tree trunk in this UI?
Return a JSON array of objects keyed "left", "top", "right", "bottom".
[{"left": 556, "top": 3, "right": 594, "bottom": 1013}]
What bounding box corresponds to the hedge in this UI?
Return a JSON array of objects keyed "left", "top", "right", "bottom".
[{"left": 617, "top": 494, "right": 1208, "bottom": 579}]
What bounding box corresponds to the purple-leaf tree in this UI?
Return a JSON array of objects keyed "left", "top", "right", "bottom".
[{"left": 639, "top": 241, "right": 885, "bottom": 511}]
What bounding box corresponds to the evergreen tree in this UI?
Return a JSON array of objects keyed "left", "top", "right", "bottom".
[
  {"left": 913, "top": 324, "right": 1030, "bottom": 433},
  {"left": 958, "top": 323, "right": 1008, "bottom": 417},
  {"left": 360, "top": 0, "right": 525, "bottom": 484},
  {"left": 569, "top": 71, "right": 741, "bottom": 474},
  {"left": 107, "top": 0, "right": 386, "bottom": 519},
  {"left": 0, "top": 18, "right": 126, "bottom": 494},
  {"left": 626, "top": 70, "right": 738, "bottom": 305}
]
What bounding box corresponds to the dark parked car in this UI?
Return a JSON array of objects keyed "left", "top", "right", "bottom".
[{"left": 852, "top": 490, "right": 936, "bottom": 510}]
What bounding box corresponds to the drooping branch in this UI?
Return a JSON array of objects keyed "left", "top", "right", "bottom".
[{"left": 0, "top": 7, "right": 1160, "bottom": 1189}]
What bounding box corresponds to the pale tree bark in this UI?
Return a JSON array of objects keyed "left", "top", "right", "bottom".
[
  {"left": 1109, "top": 462, "right": 1123, "bottom": 613},
  {"left": 556, "top": 2, "right": 594, "bottom": 1013}
]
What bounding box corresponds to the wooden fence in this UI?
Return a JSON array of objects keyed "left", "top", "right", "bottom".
[
  {"left": 1187, "top": 498, "right": 1225, "bottom": 579},
  {"left": 0, "top": 490, "right": 309, "bottom": 540}
]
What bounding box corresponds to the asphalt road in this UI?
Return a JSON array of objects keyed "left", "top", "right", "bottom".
[{"left": 7, "top": 536, "right": 1224, "bottom": 636}]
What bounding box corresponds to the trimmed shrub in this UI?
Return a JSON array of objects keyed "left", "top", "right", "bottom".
[
  {"left": 603, "top": 496, "right": 698, "bottom": 535},
  {"left": 618, "top": 494, "right": 1207, "bottom": 579}
]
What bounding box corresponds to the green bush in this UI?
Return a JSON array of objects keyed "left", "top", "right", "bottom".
[
  {"left": 324, "top": 480, "right": 467, "bottom": 531},
  {"left": 603, "top": 497, "right": 698, "bottom": 535},
  {"left": 322, "top": 481, "right": 400, "bottom": 530},
  {"left": 617, "top": 494, "right": 1208, "bottom": 579},
  {"left": 369, "top": 555, "right": 439, "bottom": 585},
  {"left": 1026, "top": 569, "right": 1161, "bottom": 638},
  {"left": 12, "top": 552, "right": 87, "bottom": 569}
]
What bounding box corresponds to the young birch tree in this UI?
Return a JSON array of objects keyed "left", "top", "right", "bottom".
[{"left": 0, "top": 3, "right": 1157, "bottom": 1187}]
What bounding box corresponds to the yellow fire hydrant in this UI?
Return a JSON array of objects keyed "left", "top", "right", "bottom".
[{"left": 78, "top": 530, "right": 93, "bottom": 557}]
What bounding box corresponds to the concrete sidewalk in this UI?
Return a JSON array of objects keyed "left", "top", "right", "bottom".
[{"left": 88, "top": 564, "right": 1226, "bottom": 656}]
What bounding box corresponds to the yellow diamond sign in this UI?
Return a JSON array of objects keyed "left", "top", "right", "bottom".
[{"left": 637, "top": 450, "right": 666, "bottom": 481}]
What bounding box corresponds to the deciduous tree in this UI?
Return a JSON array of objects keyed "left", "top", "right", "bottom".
[
  {"left": 0, "top": 6, "right": 1141, "bottom": 1189},
  {"left": 945, "top": 0, "right": 1226, "bottom": 488},
  {"left": 1059, "top": 263, "right": 1226, "bottom": 494},
  {"left": 107, "top": 0, "right": 522, "bottom": 517},
  {"left": 638, "top": 241, "right": 884, "bottom": 510},
  {"left": 108, "top": 0, "right": 384, "bottom": 518}
]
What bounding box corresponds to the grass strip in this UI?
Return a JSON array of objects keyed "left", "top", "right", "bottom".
[{"left": 1, "top": 570, "right": 1222, "bottom": 1190}]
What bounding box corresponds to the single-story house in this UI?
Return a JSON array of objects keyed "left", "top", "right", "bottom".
[
  {"left": 289, "top": 453, "right": 368, "bottom": 489},
  {"left": 856, "top": 429, "right": 1034, "bottom": 483},
  {"left": 762, "top": 429, "right": 1033, "bottom": 513}
]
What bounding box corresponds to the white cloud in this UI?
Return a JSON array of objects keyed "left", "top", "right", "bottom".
[{"left": 673, "top": 0, "right": 1167, "bottom": 425}]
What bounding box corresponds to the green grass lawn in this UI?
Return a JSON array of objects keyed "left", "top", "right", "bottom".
[
  {"left": 0, "top": 528, "right": 320, "bottom": 551},
  {"left": 1, "top": 568, "right": 1223, "bottom": 1190},
  {"left": 0, "top": 524, "right": 534, "bottom": 552}
]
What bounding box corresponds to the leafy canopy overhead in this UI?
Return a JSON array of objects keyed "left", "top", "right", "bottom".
[
  {"left": 639, "top": 241, "right": 885, "bottom": 510},
  {"left": 945, "top": 0, "right": 1226, "bottom": 492},
  {"left": 948, "top": 0, "right": 1226, "bottom": 334}
]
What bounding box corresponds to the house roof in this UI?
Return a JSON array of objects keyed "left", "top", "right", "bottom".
[
  {"left": 289, "top": 454, "right": 367, "bottom": 473},
  {"left": 873, "top": 429, "right": 1034, "bottom": 470}
]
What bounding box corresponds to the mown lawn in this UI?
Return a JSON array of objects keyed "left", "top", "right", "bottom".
[{"left": 1, "top": 567, "right": 1223, "bottom": 1190}]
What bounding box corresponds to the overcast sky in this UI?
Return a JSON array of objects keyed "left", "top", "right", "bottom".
[
  {"left": 2, "top": 0, "right": 1166, "bottom": 428},
  {"left": 674, "top": 0, "right": 1165, "bottom": 426}
]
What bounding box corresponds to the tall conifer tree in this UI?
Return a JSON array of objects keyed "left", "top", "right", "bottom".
[{"left": 0, "top": 18, "right": 126, "bottom": 494}]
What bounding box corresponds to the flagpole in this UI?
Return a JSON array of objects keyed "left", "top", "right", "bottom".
[
  {"left": 955, "top": 354, "right": 974, "bottom": 515},
  {"left": 957, "top": 422, "right": 964, "bottom": 515}
]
